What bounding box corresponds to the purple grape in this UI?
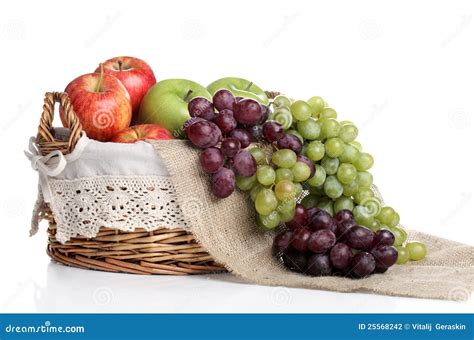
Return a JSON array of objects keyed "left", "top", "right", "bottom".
[
  {"left": 346, "top": 226, "right": 374, "bottom": 251},
  {"left": 221, "top": 137, "right": 241, "bottom": 157},
  {"left": 188, "top": 97, "right": 216, "bottom": 120},
  {"left": 213, "top": 109, "right": 237, "bottom": 135},
  {"left": 336, "top": 219, "right": 356, "bottom": 241},
  {"left": 296, "top": 155, "right": 315, "bottom": 177},
  {"left": 199, "top": 147, "right": 224, "bottom": 174},
  {"left": 307, "top": 207, "right": 322, "bottom": 221},
  {"left": 371, "top": 246, "right": 398, "bottom": 273},
  {"left": 307, "top": 229, "right": 336, "bottom": 253},
  {"left": 290, "top": 226, "right": 311, "bottom": 252},
  {"left": 350, "top": 252, "right": 376, "bottom": 278},
  {"left": 282, "top": 249, "right": 307, "bottom": 273},
  {"left": 229, "top": 129, "right": 252, "bottom": 148},
  {"left": 232, "top": 150, "right": 257, "bottom": 177},
  {"left": 307, "top": 253, "right": 332, "bottom": 276},
  {"left": 213, "top": 89, "right": 235, "bottom": 111},
  {"left": 187, "top": 121, "right": 222, "bottom": 148},
  {"left": 272, "top": 230, "right": 293, "bottom": 255},
  {"left": 210, "top": 167, "right": 235, "bottom": 198},
  {"left": 372, "top": 229, "right": 395, "bottom": 248},
  {"left": 262, "top": 121, "right": 284, "bottom": 142},
  {"left": 286, "top": 204, "right": 309, "bottom": 230},
  {"left": 248, "top": 125, "right": 263, "bottom": 141},
  {"left": 335, "top": 209, "right": 354, "bottom": 225},
  {"left": 183, "top": 117, "right": 206, "bottom": 132},
  {"left": 278, "top": 134, "right": 303, "bottom": 154},
  {"left": 233, "top": 99, "right": 264, "bottom": 125},
  {"left": 310, "top": 209, "right": 336, "bottom": 233},
  {"left": 258, "top": 104, "right": 270, "bottom": 124},
  {"left": 235, "top": 96, "right": 243, "bottom": 102},
  {"left": 330, "top": 243, "right": 353, "bottom": 270}
]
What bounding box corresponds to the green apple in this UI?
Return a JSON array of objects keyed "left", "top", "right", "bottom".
[
  {"left": 207, "top": 77, "right": 269, "bottom": 105},
  {"left": 137, "top": 79, "right": 212, "bottom": 136}
]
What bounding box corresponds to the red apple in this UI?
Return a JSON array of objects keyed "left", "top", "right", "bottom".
[
  {"left": 96, "top": 56, "right": 156, "bottom": 116},
  {"left": 111, "top": 124, "right": 173, "bottom": 143},
  {"left": 63, "top": 66, "right": 132, "bottom": 142}
]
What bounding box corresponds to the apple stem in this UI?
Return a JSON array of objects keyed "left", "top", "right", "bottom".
[
  {"left": 118, "top": 60, "right": 123, "bottom": 71},
  {"left": 184, "top": 89, "right": 193, "bottom": 102},
  {"left": 95, "top": 63, "right": 104, "bottom": 92},
  {"left": 244, "top": 81, "right": 253, "bottom": 91}
]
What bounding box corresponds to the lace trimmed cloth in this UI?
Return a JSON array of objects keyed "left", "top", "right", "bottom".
[{"left": 26, "top": 132, "right": 186, "bottom": 244}]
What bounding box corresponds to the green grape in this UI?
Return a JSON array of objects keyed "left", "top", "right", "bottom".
[
  {"left": 354, "top": 187, "right": 375, "bottom": 204},
  {"left": 292, "top": 162, "right": 311, "bottom": 182},
  {"left": 336, "top": 163, "right": 357, "bottom": 184},
  {"left": 320, "top": 118, "right": 341, "bottom": 138},
  {"left": 396, "top": 246, "right": 410, "bottom": 264},
  {"left": 307, "top": 96, "right": 325, "bottom": 116},
  {"left": 406, "top": 242, "right": 426, "bottom": 261},
  {"left": 280, "top": 208, "right": 296, "bottom": 223},
  {"left": 360, "top": 196, "right": 381, "bottom": 217},
  {"left": 250, "top": 184, "right": 264, "bottom": 202},
  {"left": 278, "top": 197, "right": 297, "bottom": 213},
  {"left": 353, "top": 205, "right": 375, "bottom": 227},
  {"left": 339, "top": 143, "right": 360, "bottom": 163},
  {"left": 236, "top": 174, "right": 257, "bottom": 191},
  {"left": 320, "top": 107, "right": 337, "bottom": 119},
  {"left": 368, "top": 220, "right": 382, "bottom": 232},
  {"left": 376, "top": 206, "right": 396, "bottom": 225},
  {"left": 342, "top": 181, "right": 359, "bottom": 197},
  {"left": 297, "top": 118, "right": 320, "bottom": 140},
  {"left": 350, "top": 141, "right": 362, "bottom": 151},
  {"left": 307, "top": 164, "right": 326, "bottom": 187},
  {"left": 290, "top": 100, "right": 312, "bottom": 121},
  {"left": 258, "top": 211, "right": 281, "bottom": 230},
  {"left": 273, "top": 95, "right": 291, "bottom": 109},
  {"left": 321, "top": 156, "right": 340, "bottom": 175},
  {"left": 391, "top": 226, "right": 408, "bottom": 246},
  {"left": 324, "top": 175, "right": 343, "bottom": 199},
  {"left": 306, "top": 140, "right": 325, "bottom": 161},
  {"left": 294, "top": 183, "right": 303, "bottom": 197},
  {"left": 355, "top": 171, "right": 373, "bottom": 188},
  {"left": 354, "top": 152, "right": 374, "bottom": 171},
  {"left": 287, "top": 129, "right": 304, "bottom": 143},
  {"left": 274, "top": 180, "right": 296, "bottom": 201},
  {"left": 275, "top": 168, "right": 294, "bottom": 183},
  {"left": 273, "top": 108, "right": 293, "bottom": 129},
  {"left": 325, "top": 137, "right": 345, "bottom": 158},
  {"left": 317, "top": 197, "right": 334, "bottom": 216},
  {"left": 334, "top": 196, "right": 354, "bottom": 213},
  {"left": 387, "top": 211, "right": 400, "bottom": 228},
  {"left": 249, "top": 147, "right": 267, "bottom": 165},
  {"left": 339, "top": 124, "right": 358, "bottom": 143},
  {"left": 255, "top": 189, "right": 278, "bottom": 215},
  {"left": 301, "top": 194, "right": 320, "bottom": 208},
  {"left": 256, "top": 165, "right": 276, "bottom": 186},
  {"left": 340, "top": 120, "right": 355, "bottom": 126},
  {"left": 272, "top": 149, "right": 297, "bottom": 168}
]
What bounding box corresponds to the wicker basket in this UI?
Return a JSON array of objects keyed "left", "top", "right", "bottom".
[{"left": 36, "top": 92, "right": 226, "bottom": 275}]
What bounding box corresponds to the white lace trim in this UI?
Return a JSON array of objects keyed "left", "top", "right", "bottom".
[{"left": 47, "top": 175, "right": 186, "bottom": 243}]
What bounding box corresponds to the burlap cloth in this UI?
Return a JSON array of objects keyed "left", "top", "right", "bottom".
[{"left": 154, "top": 140, "right": 474, "bottom": 301}]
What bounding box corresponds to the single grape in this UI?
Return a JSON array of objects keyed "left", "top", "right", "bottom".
[
  {"left": 296, "top": 155, "right": 316, "bottom": 178},
  {"left": 213, "top": 109, "right": 236, "bottom": 134},
  {"left": 233, "top": 98, "right": 264, "bottom": 125},
  {"left": 236, "top": 173, "right": 257, "bottom": 191},
  {"left": 306, "top": 140, "right": 326, "bottom": 161},
  {"left": 233, "top": 150, "right": 257, "bottom": 177},
  {"left": 353, "top": 205, "right": 375, "bottom": 227},
  {"left": 291, "top": 226, "right": 312, "bottom": 252},
  {"left": 354, "top": 188, "right": 375, "bottom": 205},
  {"left": 337, "top": 163, "right": 357, "bottom": 184},
  {"left": 395, "top": 246, "right": 410, "bottom": 264},
  {"left": 391, "top": 226, "right": 408, "bottom": 247},
  {"left": 280, "top": 208, "right": 296, "bottom": 223},
  {"left": 287, "top": 129, "right": 304, "bottom": 143},
  {"left": 376, "top": 206, "right": 396, "bottom": 225},
  {"left": 320, "top": 118, "right": 341, "bottom": 138},
  {"left": 351, "top": 140, "right": 363, "bottom": 151},
  {"left": 199, "top": 147, "right": 224, "bottom": 174},
  {"left": 339, "top": 124, "right": 358, "bottom": 143},
  {"left": 297, "top": 118, "right": 320, "bottom": 140},
  {"left": 324, "top": 175, "right": 344, "bottom": 199},
  {"left": 350, "top": 252, "right": 376, "bottom": 278},
  {"left": 334, "top": 197, "right": 354, "bottom": 213},
  {"left": 310, "top": 209, "right": 336, "bottom": 232},
  {"left": 262, "top": 121, "right": 285, "bottom": 142},
  {"left": 340, "top": 120, "right": 354, "bottom": 126},
  {"left": 286, "top": 204, "right": 309, "bottom": 229},
  {"left": 301, "top": 194, "right": 320, "bottom": 209},
  {"left": 307, "top": 229, "right": 336, "bottom": 253},
  {"left": 282, "top": 249, "right": 307, "bottom": 273},
  {"left": 387, "top": 212, "right": 400, "bottom": 228},
  {"left": 250, "top": 184, "right": 264, "bottom": 202},
  {"left": 258, "top": 105, "right": 270, "bottom": 124},
  {"left": 339, "top": 143, "right": 360, "bottom": 164},
  {"left": 278, "top": 197, "right": 297, "bottom": 213},
  {"left": 183, "top": 117, "right": 206, "bottom": 132},
  {"left": 307, "top": 253, "right": 332, "bottom": 276},
  {"left": 307, "top": 96, "right": 325, "bottom": 115},
  {"left": 325, "top": 138, "right": 345, "bottom": 158},
  {"left": 188, "top": 97, "right": 216, "bottom": 120},
  {"left": 275, "top": 168, "right": 294, "bottom": 183},
  {"left": 320, "top": 107, "right": 337, "bottom": 119},
  {"left": 346, "top": 225, "right": 374, "bottom": 251},
  {"left": 255, "top": 189, "right": 278, "bottom": 215},
  {"left": 278, "top": 134, "right": 303, "bottom": 154},
  {"left": 221, "top": 137, "right": 241, "bottom": 157},
  {"left": 316, "top": 197, "right": 334, "bottom": 216},
  {"left": 273, "top": 95, "right": 291, "bottom": 109},
  {"left": 272, "top": 149, "right": 297, "bottom": 168},
  {"left": 273, "top": 108, "right": 293, "bottom": 129},
  {"left": 213, "top": 89, "right": 235, "bottom": 111},
  {"left": 248, "top": 124, "right": 263, "bottom": 140},
  {"left": 371, "top": 246, "right": 398, "bottom": 273},
  {"left": 292, "top": 162, "right": 311, "bottom": 182},
  {"left": 342, "top": 181, "right": 359, "bottom": 197},
  {"left": 354, "top": 152, "right": 374, "bottom": 171},
  {"left": 256, "top": 165, "right": 276, "bottom": 186},
  {"left": 294, "top": 182, "right": 303, "bottom": 197},
  {"left": 330, "top": 243, "right": 353, "bottom": 270},
  {"left": 229, "top": 128, "right": 252, "bottom": 148},
  {"left": 274, "top": 180, "right": 296, "bottom": 201},
  {"left": 258, "top": 211, "right": 281, "bottom": 230},
  {"left": 187, "top": 120, "right": 222, "bottom": 148},
  {"left": 211, "top": 167, "right": 235, "bottom": 198},
  {"left": 249, "top": 147, "right": 267, "bottom": 165},
  {"left": 334, "top": 209, "right": 354, "bottom": 225},
  {"left": 307, "top": 165, "right": 326, "bottom": 187},
  {"left": 290, "top": 100, "right": 312, "bottom": 121},
  {"left": 355, "top": 171, "right": 373, "bottom": 188},
  {"left": 372, "top": 229, "right": 395, "bottom": 248},
  {"left": 272, "top": 230, "right": 293, "bottom": 255},
  {"left": 406, "top": 242, "right": 426, "bottom": 261},
  {"left": 336, "top": 220, "right": 356, "bottom": 241},
  {"left": 321, "top": 156, "right": 340, "bottom": 175}
]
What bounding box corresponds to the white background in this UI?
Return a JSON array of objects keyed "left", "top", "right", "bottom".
[{"left": 0, "top": 0, "right": 472, "bottom": 312}]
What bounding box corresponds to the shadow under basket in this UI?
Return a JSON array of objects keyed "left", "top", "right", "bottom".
[{"left": 37, "top": 92, "right": 226, "bottom": 275}]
